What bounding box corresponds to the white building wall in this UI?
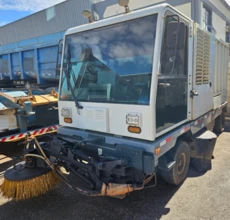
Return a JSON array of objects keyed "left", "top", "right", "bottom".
[
  {"left": 93, "top": 0, "right": 230, "bottom": 42},
  {"left": 212, "top": 12, "right": 227, "bottom": 41},
  {"left": 209, "top": 0, "right": 230, "bottom": 19},
  {"left": 200, "top": 0, "right": 229, "bottom": 41},
  {"left": 93, "top": 0, "right": 192, "bottom": 20},
  {"left": 228, "top": 52, "right": 230, "bottom": 114}
]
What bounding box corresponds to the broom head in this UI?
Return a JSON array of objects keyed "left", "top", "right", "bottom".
[{"left": 0, "top": 162, "right": 60, "bottom": 200}]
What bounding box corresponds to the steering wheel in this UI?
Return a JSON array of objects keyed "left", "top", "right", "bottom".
[{"left": 114, "top": 77, "right": 139, "bottom": 101}]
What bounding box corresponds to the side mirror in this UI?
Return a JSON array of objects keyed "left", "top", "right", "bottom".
[
  {"left": 56, "top": 39, "right": 63, "bottom": 77},
  {"left": 56, "top": 64, "right": 61, "bottom": 77},
  {"left": 58, "top": 39, "right": 63, "bottom": 55},
  {"left": 166, "top": 21, "right": 186, "bottom": 49}
]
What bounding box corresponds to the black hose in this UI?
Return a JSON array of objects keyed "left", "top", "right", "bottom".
[{"left": 32, "top": 137, "right": 101, "bottom": 196}]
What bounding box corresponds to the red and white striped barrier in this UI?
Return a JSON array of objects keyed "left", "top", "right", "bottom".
[{"left": 0, "top": 125, "right": 58, "bottom": 142}]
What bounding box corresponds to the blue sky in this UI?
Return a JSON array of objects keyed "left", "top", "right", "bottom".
[
  {"left": 0, "top": 0, "right": 229, "bottom": 27},
  {"left": 0, "top": 10, "right": 31, "bottom": 26},
  {"left": 0, "top": 0, "right": 66, "bottom": 26}
]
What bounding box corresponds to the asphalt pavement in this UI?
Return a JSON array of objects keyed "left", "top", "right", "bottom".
[{"left": 0, "top": 120, "right": 230, "bottom": 220}]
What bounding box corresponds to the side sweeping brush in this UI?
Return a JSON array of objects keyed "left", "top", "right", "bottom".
[
  {"left": 0, "top": 169, "right": 60, "bottom": 200},
  {"left": 0, "top": 136, "right": 60, "bottom": 200}
]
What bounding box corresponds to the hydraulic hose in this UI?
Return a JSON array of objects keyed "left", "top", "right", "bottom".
[{"left": 32, "top": 137, "right": 101, "bottom": 196}]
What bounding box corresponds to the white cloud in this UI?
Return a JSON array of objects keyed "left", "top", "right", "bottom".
[
  {"left": 0, "top": 0, "right": 66, "bottom": 12},
  {"left": 0, "top": 21, "right": 8, "bottom": 26},
  {"left": 226, "top": 0, "right": 230, "bottom": 5}
]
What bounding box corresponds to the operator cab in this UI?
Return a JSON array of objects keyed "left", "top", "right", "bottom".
[{"left": 58, "top": 3, "right": 191, "bottom": 141}]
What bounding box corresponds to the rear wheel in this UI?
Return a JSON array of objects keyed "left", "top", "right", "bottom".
[
  {"left": 161, "top": 141, "right": 190, "bottom": 185},
  {"left": 214, "top": 112, "right": 225, "bottom": 134}
]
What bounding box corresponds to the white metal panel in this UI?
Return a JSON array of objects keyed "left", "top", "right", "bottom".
[
  {"left": 0, "top": 115, "right": 9, "bottom": 130},
  {"left": 187, "top": 17, "right": 194, "bottom": 121},
  {"left": 192, "top": 26, "right": 213, "bottom": 119},
  {"left": 213, "top": 95, "right": 221, "bottom": 109},
  {"left": 213, "top": 39, "right": 229, "bottom": 103},
  {"left": 3, "top": 91, "right": 27, "bottom": 97},
  {"left": 209, "top": 35, "right": 215, "bottom": 91},
  {"left": 214, "top": 40, "right": 218, "bottom": 95},
  {"left": 0, "top": 109, "right": 17, "bottom": 130},
  {"left": 59, "top": 101, "right": 151, "bottom": 140},
  {"left": 0, "top": 102, "right": 6, "bottom": 110},
  {"left": 8, "top": 114, "right": 18, "bottom": 130},
  {"left": 82, "top": 107, "right": 109, "bottom": 132},
  {"left": 217, "top": 42, "right": 221, "bottom": 93},
  {"left": 222, "top": 43, "right": 229, "bottom": 103}
]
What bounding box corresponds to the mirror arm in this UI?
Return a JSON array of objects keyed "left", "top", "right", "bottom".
[{"left": 165, "top": 15, "right": 181, "bottom": 75}]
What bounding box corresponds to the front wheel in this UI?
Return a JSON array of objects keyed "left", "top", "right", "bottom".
[{"left": 161, "top": 141, "right": 190, "bottom": 185}]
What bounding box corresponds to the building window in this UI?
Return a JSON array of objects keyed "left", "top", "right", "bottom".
[
  {"left": 226, "top": 25, "right": 230, "bottom": 43},
  {"left": 227, "top": 33, "right": 230, "bottom": 43},
  {"left": 203, "top": 4, "right": 212, "bottom": 32}
]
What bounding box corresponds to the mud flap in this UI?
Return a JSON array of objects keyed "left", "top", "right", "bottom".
[
  {"left": 158, "top": 154, "right": 176, "bottom": 171},
  {"left": 190, "top": 130, "right": 217, "bottom": 172}
]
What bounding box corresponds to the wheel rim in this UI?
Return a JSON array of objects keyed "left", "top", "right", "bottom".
[{"left": 177, "top": 152, "right": 186, "bottom": 175}]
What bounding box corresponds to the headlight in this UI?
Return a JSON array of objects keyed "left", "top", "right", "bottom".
[
  {"left": 126, "top": 113, "right": 141, "bottom": 126},
  {"left": 61, "top": 108, "right": 71, "bottom": 118}
]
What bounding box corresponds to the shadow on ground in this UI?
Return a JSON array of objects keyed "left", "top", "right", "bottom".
[
  {"left": 0, "top": 122, "right": 229, "bottom": 220},
  {"left": 0, "top": 142, "right": 23, "bottom": 156},
  {"left": 225, "top": 117, "right": 230, "bottom": 132},
  {"left": 0, "top": 142, "right": 23, "bottom": 173},
  {"left": 0, "top": 176, "right": 182, "bottom": 220},
  {"left": 0, "top": 143, "right": 207, "bottom": 220}
]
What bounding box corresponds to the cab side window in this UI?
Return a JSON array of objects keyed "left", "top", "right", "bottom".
[{"left": 156, "top": 14, "right": 189, "bottom": 133}]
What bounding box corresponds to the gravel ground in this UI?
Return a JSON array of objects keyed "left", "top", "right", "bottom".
[{"left": 0, "top": 121, "right": 230, "bottom": 220}]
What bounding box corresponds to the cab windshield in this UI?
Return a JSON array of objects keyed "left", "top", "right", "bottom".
[{"left": 60, "top": 15, "right": 157, "bottom": 105}]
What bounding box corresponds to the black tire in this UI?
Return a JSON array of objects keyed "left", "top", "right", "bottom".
[
  {"left": 214, "top": 112, "right": 225, "bottom": 134},
  {"left": 161, "top": 141, "right": 190, "bottom": 185}
]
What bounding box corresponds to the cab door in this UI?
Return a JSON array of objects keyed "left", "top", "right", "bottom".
[{"left": 156, "top": 13, "right": 190, "bottom": 134}]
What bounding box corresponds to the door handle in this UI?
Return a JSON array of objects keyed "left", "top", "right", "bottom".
[
  {"left": 159, "top": 83, "right": 171, "bottom": 87},
  {"left": 190, "top": 89, "right": 198, "bottom": 98},
  {"left": 48, "top": 106, "right": 58, "bottom": 111}
]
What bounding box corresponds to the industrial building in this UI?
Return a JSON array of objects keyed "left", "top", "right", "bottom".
[
  {"left": 93, "top": 0, "right": 230, "bottom": 42},
  {"left": 0, "top": 0, "right": 91, "bottom": 84}
]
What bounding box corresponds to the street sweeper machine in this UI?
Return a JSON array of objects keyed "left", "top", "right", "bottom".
[{"left": 1, "top": 1, "right": 229, "bottom": 200}]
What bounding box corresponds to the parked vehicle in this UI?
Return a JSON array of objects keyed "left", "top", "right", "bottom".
[
  {"left": 3, "top": 1, "right": 229, "bottom": 197},
  {"left": 0, "top": 87, "right": 58, "bottom": 143},
  {"left": 0, "top": 39, "right": 63, "bottom": 84}
]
